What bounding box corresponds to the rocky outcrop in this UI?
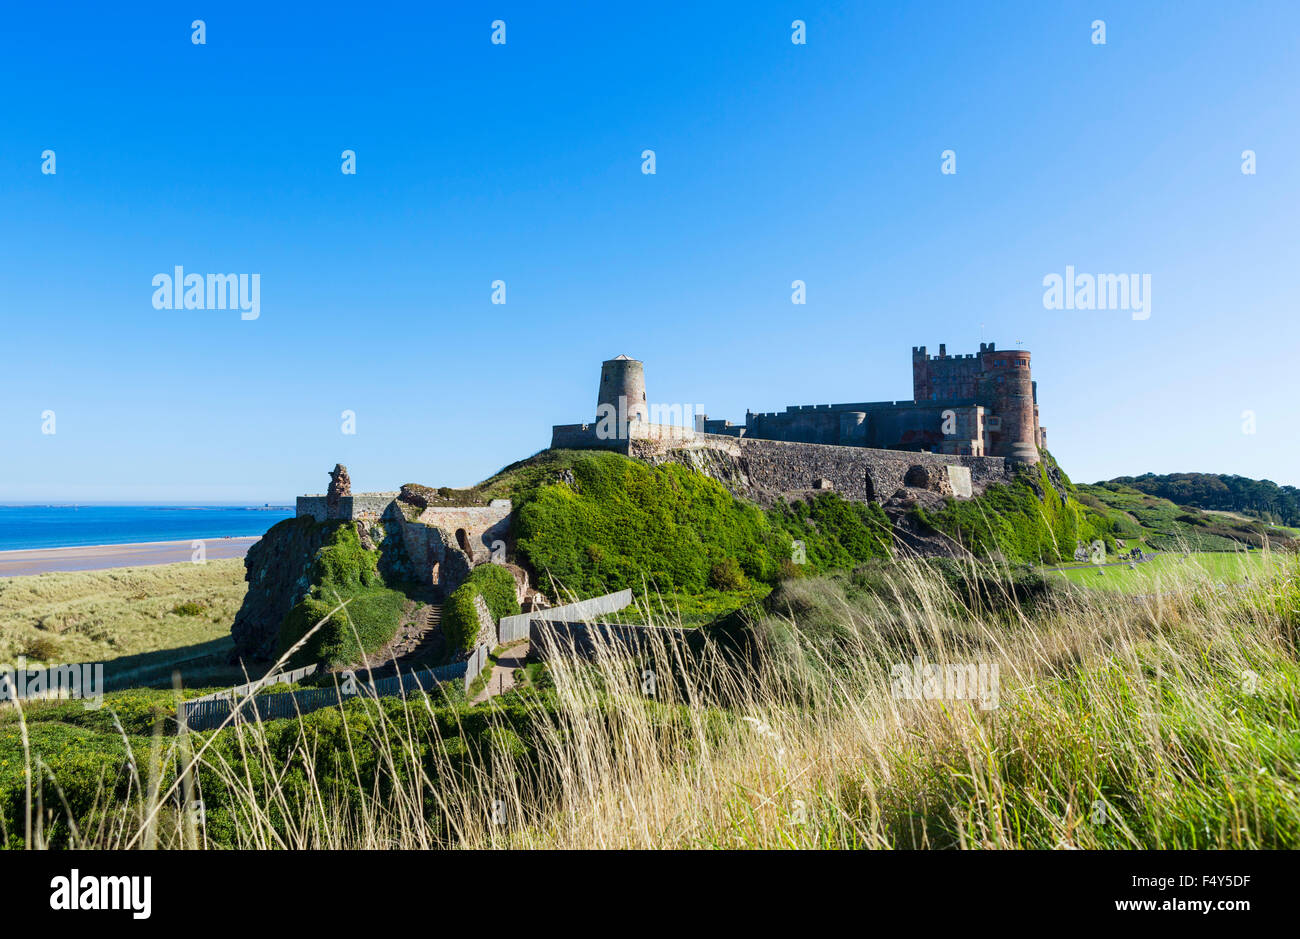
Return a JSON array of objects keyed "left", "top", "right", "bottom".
[
  {"left": 231, "top": 516, "right": 326, "bottom": 662},
  {"left": 881, "top": 488, "right": 972, "bottom": 559}
]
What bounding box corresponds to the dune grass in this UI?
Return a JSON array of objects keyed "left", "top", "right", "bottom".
[
  {"left": 3, "top": 549, "right": 1298, "bottom": 849},
  {"left": 0, "top": 559, "right": 245, "bottom": 668}
]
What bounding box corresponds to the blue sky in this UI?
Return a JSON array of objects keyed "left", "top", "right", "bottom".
[{"left": 2, "top": 1, "right": 1297, "bottom": 502}]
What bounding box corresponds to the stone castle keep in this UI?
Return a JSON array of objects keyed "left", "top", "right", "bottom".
[{"left": 552, "top": 343, "right": 1045, "bottom": 464}]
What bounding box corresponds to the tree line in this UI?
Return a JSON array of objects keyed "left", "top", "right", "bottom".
[{"left": 1103, "top": 472, "right": 1300, "bottom": 527}]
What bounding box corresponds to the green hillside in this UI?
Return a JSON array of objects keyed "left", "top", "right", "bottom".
[
  {"left": 911, "top": 455, "right": 1116, "bottom": 564},
  {"left": 1104, "top": 472, "right": 1300, "bottom": 527},
  {"left": 512, "top": 451, "right": 891, "bottom": 608},
  {"left": 1076, "top": 481, "right": 1293, "bottom": 552}
]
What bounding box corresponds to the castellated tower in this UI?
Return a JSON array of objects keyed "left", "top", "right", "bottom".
[
  {"left": 597, "top": 354, "right": 648, "bottom": 423},
  {"left": 979, "top": 344, "right": 1040, "bottom": 464}
]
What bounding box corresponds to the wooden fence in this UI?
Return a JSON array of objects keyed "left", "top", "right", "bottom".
[
  {"left": 184, "top": 663, "right": 320, "bottom": 706},
  {"left": 498, "top": 589, "right": 634, "bottom": 643},
  {"left": 180, "top": 658, "right": 473, "bottom": 732}
]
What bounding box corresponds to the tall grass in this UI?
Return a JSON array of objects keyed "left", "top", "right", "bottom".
[
  {"left": 0, "top": 559, "right": 244, "bottom": 665},
  {"left": 8, "top": 549, "right": 1299, "bottom": 849}
]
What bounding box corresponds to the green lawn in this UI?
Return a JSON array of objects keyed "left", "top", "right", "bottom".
[{"left": 1049, "top": 550, "right": 1279, "bottom": 593}]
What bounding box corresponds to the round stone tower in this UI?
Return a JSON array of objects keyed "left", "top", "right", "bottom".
[
  {"left": 597, "top": 355, "right": 648, "bottom": 423},
  {"left": 981, "top": 347, "right": 1039, "bottom": 464}
]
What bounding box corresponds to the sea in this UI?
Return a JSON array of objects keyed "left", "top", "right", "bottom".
[{"left": 0, "top": 505, "right": 296, "bottom": 551}]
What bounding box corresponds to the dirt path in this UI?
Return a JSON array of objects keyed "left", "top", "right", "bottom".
[{"left": 472, "top": 639, "right": 529, "bottom": 705}]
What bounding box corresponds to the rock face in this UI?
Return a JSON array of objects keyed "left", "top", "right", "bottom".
[
  {"left": 231, "top": 516, "right": 326, "bottom": 662},
  {"left": 326, "top": 464, "right": 351, "bottom": 519}
]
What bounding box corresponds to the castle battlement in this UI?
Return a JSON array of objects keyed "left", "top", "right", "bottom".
[{"left": 552, "top": 343, "right": 1046, "bottom": 472}]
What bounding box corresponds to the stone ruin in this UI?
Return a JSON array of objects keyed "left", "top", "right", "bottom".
[{"left": 326, "top": 463, "right": 351, "bottom": 519}]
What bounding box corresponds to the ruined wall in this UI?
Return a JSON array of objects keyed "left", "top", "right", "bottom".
[
  {"left": 630, "top": 431, "right": 1006, "bottom": 505},
  {"left": 389, "top": 500, "right": 512, "bottom": 595},
  {"left": 415, "top": 501, "right": 513, "bottom": 564},
  {"left": 295, "top": 493, "right": 512, "bottom": 597},
  {"left": 296, "top": 493, "right": 399, "bottom": 523}
]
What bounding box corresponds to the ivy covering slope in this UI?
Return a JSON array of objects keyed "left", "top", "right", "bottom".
[
  {"left": 277, "top": 522, "right": 411, "bottom": 668},
  {"left": 913, "top": 454, "right": 1115, "bottom": 564},
  {"left": 514, "top": 453, "right": 793, "bottom": 597},
  {"left": 510, "top": 451, "right": 893, "bottom": 600},
  {"left": 767, "top": 493, "right": 893, "bottom": 574},
  {"left": 443, "top": 564, "right": 522, "bottom": 654}
]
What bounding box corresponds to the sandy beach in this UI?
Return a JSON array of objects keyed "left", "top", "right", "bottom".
[{"left": 0, "top": 537, "right": 259, "bottom": 577}]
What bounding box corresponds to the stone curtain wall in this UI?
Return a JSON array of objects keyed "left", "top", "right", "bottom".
[
  {"left": 296, "top": 493, "right": 400, "bottom": 523},
  {"left": 551, "top": 422, "right": 629, "bottom": 452},
  {"left": 630, "top": 431, "right": 1006, "bottom": 504}
]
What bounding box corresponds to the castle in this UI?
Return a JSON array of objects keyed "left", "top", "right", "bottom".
[
  {"left": 552, "top": 343, "right": 1045, "bottom": 465},
  {"left": 292, "top": 344, "right": 1043, "bottom": 599}
]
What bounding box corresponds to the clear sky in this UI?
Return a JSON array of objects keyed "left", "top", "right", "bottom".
[{"left": 2, "top": 1, "right": 1297, "bottom": 503}]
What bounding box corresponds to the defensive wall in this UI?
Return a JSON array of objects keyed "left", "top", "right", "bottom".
[
  {"left": 296, "top": 492, "right": 398, "bottom": 522},
  {"left": 553, "top": 420, "right": 1006, "bottom": 503}
]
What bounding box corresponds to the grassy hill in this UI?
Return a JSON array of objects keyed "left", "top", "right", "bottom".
[
  {"left": 1103, "top": 471, "right": 1300, "bottom": 527},
  {"left": 1075, "top": 481, "right": 1293, "bottom": 552},
  {"left": 5, "top": 448, "right": 1300, "bottom": 849},
  {"left": 6, "top": 549, "right": 1299, "bottom": 849}
]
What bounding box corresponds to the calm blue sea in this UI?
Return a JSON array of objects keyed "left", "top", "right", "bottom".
[{"left": 0, "top": 505, "right": 295, "bottom": 551}]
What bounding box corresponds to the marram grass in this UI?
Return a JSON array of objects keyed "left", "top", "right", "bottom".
[{"left": 3, "top": 550, "right": 1298, "bottom": 849}]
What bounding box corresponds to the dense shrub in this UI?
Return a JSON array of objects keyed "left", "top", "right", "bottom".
[
  {"left": 277, "top": 523, "right": 406, "bottom": 667},
  {"left": 514, "top": 452, "right": 791, "bottom": 597},
  {"left": 914, "top": 462, "right": 1112, "bottom": 564},
  {"left": 709, "top": 558, "right": 747, "bottom": 591},
  {"left": 0, "top": 689, "right": 559, "bottom": 849},
  {"left": 443, "top": 564, "right": 521, "bottom": 654},
  {"left": 20, "top": 635, "right": 60, "bottom": 661},
  {"left": 767, "top": 493, "right": 893, "bottom": 572}
]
